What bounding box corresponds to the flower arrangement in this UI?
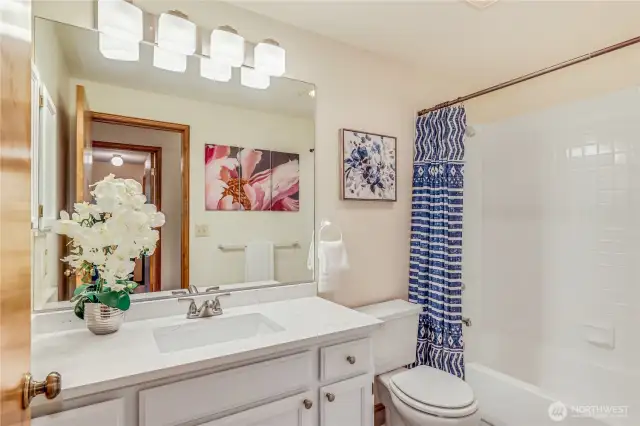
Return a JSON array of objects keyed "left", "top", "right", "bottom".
[{"left": 54, "top": 174, "right": 165, "bottom": 319}]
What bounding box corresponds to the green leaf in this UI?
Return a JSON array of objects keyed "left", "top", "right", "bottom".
[
  {"left": 96, "top": 291, "right": 131, "bottom": 311},
  {"left": 73, "top": 295, "right": 89, "bottom": 320},
  {"left": 126, "top": 280, "right": 139, "bottom": 290},
  {"left": 73, "top": 284, "right": 95, "bottom": 297}
]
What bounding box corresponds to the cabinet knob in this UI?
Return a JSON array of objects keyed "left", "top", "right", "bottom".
[
  {"left": 346, "top": 355, "right": 356, "bottom": 365},
  {"left": 22, "top": 372, "right": 62, "bottom": 408},
  {"left": 326, "top": 393, "right": 336, "bottom": 402},
  {"left": 303, "top": 399, "right": 313, "bottom": 409}
]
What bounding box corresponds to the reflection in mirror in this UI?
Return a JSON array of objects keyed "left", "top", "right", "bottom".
[{"left": 32, "top": 18, "right": 315, "bottom": 311}]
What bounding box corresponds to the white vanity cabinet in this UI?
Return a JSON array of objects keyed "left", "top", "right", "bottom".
[
  {"left": 320, "top": 375, "right": 374, "bottom": 426},
  {"left": 32, "top": 337, "right": 376, "bottom": 426},
  {"left": 31, "top": 295, "right": 382, "bottom": 426}
]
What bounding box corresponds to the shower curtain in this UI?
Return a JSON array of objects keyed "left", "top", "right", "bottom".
[{"left": 409, "top": 106, "right": 466, "bottom": 379}]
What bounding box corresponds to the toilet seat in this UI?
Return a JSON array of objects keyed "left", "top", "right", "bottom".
[{"left": 389, "top": 366, "right": 479, "bottom": 419}]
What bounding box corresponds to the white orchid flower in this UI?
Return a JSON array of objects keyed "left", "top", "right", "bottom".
[
  {"left": 124, "top": 178, "right": 143, "bottom": 195},
  {"left": 53, "top": 210, "right": 81, "bottom": 237},
  {"left": 54, "top": 175, "right": 164, "bottom": 297},
  {"left": 74, "top": 202, "right": 102, "bottom": 221}
]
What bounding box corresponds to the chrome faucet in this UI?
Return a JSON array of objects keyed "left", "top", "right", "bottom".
[
  {"left": 172, "top": 285, "right": 220, "bottom": 296},
  {"left": 179, "top": 293, "right": 231, "bottom": 319}
]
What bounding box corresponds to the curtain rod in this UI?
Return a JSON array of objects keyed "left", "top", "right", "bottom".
[{"left": 417, "top": 35, "right": 640, "bottom": 116}]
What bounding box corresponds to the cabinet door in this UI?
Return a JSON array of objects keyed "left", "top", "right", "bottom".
[
  {"left": 199, "top": 392, "right": 315, "bottom": 426},
  {"left": 32, "top": 399, "right": 125, "bottom": 426},
  {"left": 320, "top": 375, "right": 373, "bottom": 426}
]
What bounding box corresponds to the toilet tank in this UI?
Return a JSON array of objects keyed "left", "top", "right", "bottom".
[{"left": 356, "top": 300, "right": 422, "bottom": 374}]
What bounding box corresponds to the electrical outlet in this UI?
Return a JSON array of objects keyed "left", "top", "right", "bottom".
[{"left": 195, "top": 224, "right": 210, "bottom": 237}]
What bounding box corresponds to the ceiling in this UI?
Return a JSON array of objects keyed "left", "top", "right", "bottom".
[
  {"left": 231, "top": 0, "right": 640, "bottom": 91},
  {"left": 42, "top": 19, "right": 315, "bottom": 118}
]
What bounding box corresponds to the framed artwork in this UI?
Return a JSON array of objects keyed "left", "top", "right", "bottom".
[
  {"left": 340, "top": 129, "right": 397, "bottom": 201},
  {"left": 204, "top": 144, "right": 300, "bottom": 211}
]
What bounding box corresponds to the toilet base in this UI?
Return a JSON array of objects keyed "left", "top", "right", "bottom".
[{"left": 376, "top": 369, "right": 481, "bottom": 426}]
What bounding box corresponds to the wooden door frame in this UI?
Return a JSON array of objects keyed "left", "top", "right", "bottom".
[
  {"left": 91, "top": 112, "right": 190, "bottom": 290},
  {"left": 92, "top": 141, "right": 163, "bottom": 292}
]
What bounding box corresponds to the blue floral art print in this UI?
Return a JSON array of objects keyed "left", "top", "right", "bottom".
[{"left": 341, "top": 129, "right": 397, "bottom": 201}]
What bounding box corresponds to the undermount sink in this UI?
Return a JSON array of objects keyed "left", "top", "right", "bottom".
[{"left": 153, "top": 313, "right": 285, "bottom": 353}]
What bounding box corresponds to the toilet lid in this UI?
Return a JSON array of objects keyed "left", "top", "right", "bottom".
[{"left": 390, "top": 366, "right": 475, "bottom": 409}]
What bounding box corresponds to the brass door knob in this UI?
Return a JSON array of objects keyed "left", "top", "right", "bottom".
[
  {"left": 303, "top": 399, "right": 313, "bottom": 409},
  {"left": 22, "top": 372, "right": 61, "bottom": 409},
  {"left": 326, "top": 393, "right": 336, "bottom": 402},
  {"left": 346, "top": 355, "right": 356, "bottom": 365}
]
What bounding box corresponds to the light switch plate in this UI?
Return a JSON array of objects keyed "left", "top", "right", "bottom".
[{"left": 195, "top": 224, "right": 210, "bottom": 237}]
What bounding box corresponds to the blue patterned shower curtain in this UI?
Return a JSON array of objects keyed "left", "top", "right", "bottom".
[{"left": 409, "top": 106, "right": 466, "bottom": 379}]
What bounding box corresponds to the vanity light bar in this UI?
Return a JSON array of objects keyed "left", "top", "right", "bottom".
[{"left": 96, "top": 6, "right": 286, "bottom": 86}]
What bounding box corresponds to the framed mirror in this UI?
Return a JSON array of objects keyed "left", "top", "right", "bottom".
[{"left": 32, "top": 17, "right": 315, "bottom": 311}]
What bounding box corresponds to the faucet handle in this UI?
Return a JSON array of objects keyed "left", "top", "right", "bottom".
[
  {"left": 212, "top": 293, "right": 231, "bottom": 309},
  {"left": 213, "top": 292, "right": 231, "bottom": 301},
  {"left": 178, "top": 297, "right": 198, "bottom": 317},
  {"left": 173, "top": 285, "right": 200, "bottom": 295},
  {"left": 205, "top": 286, "right": 220, "bottom": 292}
]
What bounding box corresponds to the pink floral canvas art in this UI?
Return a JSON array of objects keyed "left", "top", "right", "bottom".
[
  {"left": 205, "top": 144, "right": 300, "bottom": 212},
  {"left": 271, "top": 151, "right": 299, "bottom": 211}
]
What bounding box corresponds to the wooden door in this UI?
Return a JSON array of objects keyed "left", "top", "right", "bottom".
[
  {"left": 320, "top": 375, "right": 374, "bottom": 426},
  {"left": 198, "top": 393, "right": 315, "bottom": 426},
  {"left": 0, "top": 0, "right": 33, "bottom": 424},
  {"left": 75, "top": 85, "right": 92, "bottom": 202}
]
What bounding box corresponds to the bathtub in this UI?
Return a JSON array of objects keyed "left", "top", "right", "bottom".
[{"left": 466, "top": 363, "right": 611, "bottom": 426}]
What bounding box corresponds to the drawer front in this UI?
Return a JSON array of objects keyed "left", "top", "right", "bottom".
[
  {"left": 320, "top": 338, "right": 372, "bottom": 382},
  {"left": 140, "top": 351, "right": 312, "bottom": 426},
  {"left": 33, "top": 399, "right": 125, "bottom": 426},
  {"left": 197, "top": 391, "right": 314, "bottom": 426}
]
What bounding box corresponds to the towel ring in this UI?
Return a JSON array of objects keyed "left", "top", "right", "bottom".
[{"left": 318, "top": 220, "right": 343, "bottom": 242}]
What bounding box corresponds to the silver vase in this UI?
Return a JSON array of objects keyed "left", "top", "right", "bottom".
[{"left": 84, "top": 303, "right": 125, "bottom": 335}]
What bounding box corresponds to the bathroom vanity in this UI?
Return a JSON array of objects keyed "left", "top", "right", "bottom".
[{"left": 31, "top": 287, "right": 381, "bottom": 426}]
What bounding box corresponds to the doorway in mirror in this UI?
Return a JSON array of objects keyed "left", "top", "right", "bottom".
[{"left": 91, "top": 140, "right": 162, "bottom": 293}]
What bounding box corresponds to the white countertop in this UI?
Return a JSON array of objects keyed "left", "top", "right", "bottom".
[{"left": 32, "top": 297, "right": 381, "bottom": 400}]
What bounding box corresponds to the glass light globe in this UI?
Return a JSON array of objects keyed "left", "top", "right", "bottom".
[
  {"left": 153, "top": 46, "right": 187, "bottom": 73},
  {"left": 97, "top": 0, "right": 143, "bottom": 42},
  {"left": 111, "top": 155, "right": 124, "bottom": 167},
  {"left": 200, "top": 58, "right": 232, "bottom": 82},
  {"left": 240, "top": 67, "right": 270, "bottom": 90},
  {"left": 157, "top": 11, "right": 196, "bottom": 55},
  {"left": 210, "top": 26, "right": 245, "bottom": 68},
  {"left": 254, "top": 39, "right": 285, "bottom": 77},
  {"left": 99, "top": 33, "right": 139, "bottom": 61}
]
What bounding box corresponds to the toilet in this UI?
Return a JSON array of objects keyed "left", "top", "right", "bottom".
[{"left": 357, "top": 300, "right": 481, "bottom": 426}]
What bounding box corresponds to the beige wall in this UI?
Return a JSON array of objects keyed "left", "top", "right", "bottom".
[
  {"left": 91, "top": 122, "right": 183, "bottom": 291},
  {"left": 33, "top": 0, "right": 436, "bottom": 307},
  {"left": 456, "top": 45, "right": 640, "bottom": 125}
]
